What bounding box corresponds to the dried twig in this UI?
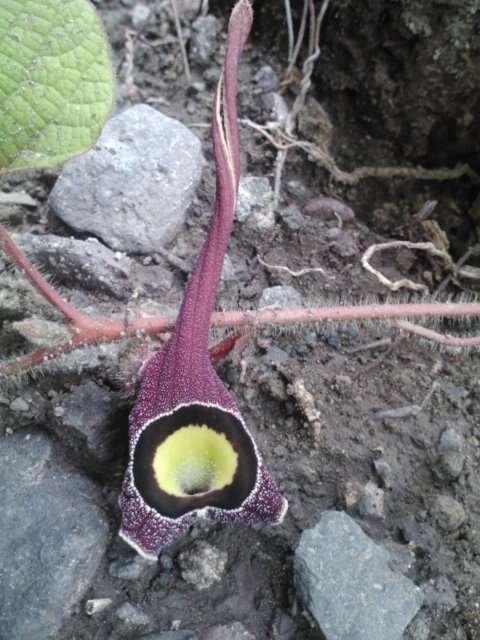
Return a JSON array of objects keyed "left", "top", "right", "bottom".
[
  {"left": 273, "top": 0, "right": 331, "bottom": 209},
  {"left": 284, "top": 0, "right": 295, "bottom": 64},
  {"left": 394, "top": 320, "right": 480, "bottom": 349},
  {"left": 242, "top": 119, "right": 480, "bottom": 187},
  {"left": 258, "top": 254, "right": 326, "bottom": 277},
  {"left": 347, "top": 338, "right": 392, "bottom": 354},
  {"left": 361, "top": 240, "right": 453, "bottom": 293},
  {"left": 433, "top": 244, "right": 480, "bottom": 299},
  {"left": 170, "top": 0, "right": 191, "bottom": 83},
  {"left": 124, "top": 30, "right": 139, "bottom": 100},
  {"left": 287, "top": 0, "right": 309, "bottom": 76},
  {"left": 374, "top": 381, "right": 439, "bottom": 419}
]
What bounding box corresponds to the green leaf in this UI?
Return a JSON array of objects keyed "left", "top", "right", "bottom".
[{"left": 0, "top": 0, "right": 115, "bottom": 171}]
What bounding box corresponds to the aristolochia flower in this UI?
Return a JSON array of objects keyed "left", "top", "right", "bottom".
[{"left": 120, "top": 0, "right": 287, "bottom": 561}]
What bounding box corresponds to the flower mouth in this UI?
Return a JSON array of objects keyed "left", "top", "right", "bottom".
[
  {"left": 132, "top": 404, "right": 258, "bottom": 518},
  {"left": 152, "top": 425, "right": 238, "bottom": 497}
]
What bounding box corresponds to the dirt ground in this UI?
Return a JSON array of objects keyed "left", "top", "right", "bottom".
[{"left": 1, "top": 1, "right": 480, "bottom": 639}]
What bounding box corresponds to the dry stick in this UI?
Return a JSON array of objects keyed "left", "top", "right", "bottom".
[
  {"left": 394, "top": 320, "right": 480, "bottom": 349},
  {"left": 433, "top": 244, "right": 480, "bottom": 299},
  {"left": 124, "top": 30, "right": 139, "bottom": 100},
  {"left": 361, "top": 240, "right": 453, "bottom": 294},
  {"left": 273, "top": 0, "right": 331, "bottom": 209},
  {"left": 258, "top": 254, "right": 326, "bottom": 277},
  {"left": 284, "top": 0, "right": 295, "bottom": 64},
  {"left": 243, "top": 120, "right": 480, "bottom": 186},
  {"left": 374, "top": 380, "right": 439, "bottom": 420},
  {"left": 287, "top": 0, "right": 309, "bottom": 76},
  {"left": 170, "top": 0, "right": 191, "bottom": 83}
]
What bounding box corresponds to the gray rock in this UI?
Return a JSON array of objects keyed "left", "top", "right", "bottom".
[
  {"left": 115, "top": 602, "right": 151, "bottom": 629},
  {"left": 264, "top": 346, "right": 290, "bottom": 366},
  {"left": 49, "top": 105, "right": 203, "bottom": 253},
  {"left": 254, "top": 65, "right": 279, "bottom": 93},
  {"left": 374, "top": 458, "right": 394, "bottom": 489},
  {"left": 131, "top": 2, "right": 150, "bottom": 28},
  {"left": 422, "top": 576, "right": 457, "bottom": 610},
  {"left": 85, "top": 598, "right": 113, "bottom": 616},
  {"left": 236, "top": 177, "right": 275, "bottom": 229},
  {"left": 285, "top": 179, "right": 309, "bottom": 201},
  {"left": 9, "top": 397, "right": 30, "bottom": 413},
  {"left": 295, "top": 510, "right": 423, "bottom": 640},
  {"left": 137, "top": 632, "right": 197, "bottom": 640},
  {"left": 404, "top": 611, "right": 431, "bottom": 640},
  {"left": 15, "top": 233, "right": 133, "bottom": 301},
  {"left": 278, "top": 204, "right": 305, "bottom": 231},
  {"left": 259, "top": 285, "right": 302, "bottom": 309},
  {"left": 11, "top": 317, "right": 72, "bottom": 348},
  {"left": 432, "top": 495, "right": 466, "bottom": 532},
  {"left": 204, "top": 622, "right": 256, "bottom": 640},
  {"left": 109, "top": 554, "right": 154, "bottom": 580},
  {"left": 357, "top": 481, "right": 385, "bottom": 519},
  {"left": 439, "top": 427, "right": 465, "bottom": 452},
  {"left": 178, "top": 540, "right": 228, "bottom": 590},
  {"left": 329, "top": 230, "right": 359, "bottom": 258},
  {"left": 441, "top": 382, "right": 470, "bottom": 408},
  {"left": 0, "top": 272, "right": 39, "bottom": 321},
  {"left": 49, "top": 381, "right": 122, "bottom": 465},
  {"left": 0, "top": 431, "right": 109, "bottom": 640},
  {"left": 190, "top": 15, "right": 220, "bottom": 66},
  {"left": 437, "top": 451, "right": 465, "bottom": 480}
]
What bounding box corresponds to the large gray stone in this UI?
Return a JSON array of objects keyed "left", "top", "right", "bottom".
[
  {"left": 295, "top": 510, "right": 423, "bottom": 640},
  {"left": 15, "top": 232, "right": 132, "bottom": 300},
  {"left": 0, "top": 431, "right": 109, "bottom": 640},
  {"left": 14, "top": 232, "right": 173, "bottom": 302},
  {"left": 49, "top": 105, "right": 204, "bottom": 253}
]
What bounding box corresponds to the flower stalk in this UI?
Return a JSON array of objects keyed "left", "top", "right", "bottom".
[{"left": 119, "top": 0, "right": 288, "bottom": 559}]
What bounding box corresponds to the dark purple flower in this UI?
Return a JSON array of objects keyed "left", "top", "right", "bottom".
[{"left": 120, "top": 0, "right": 287, "bottom": 561}]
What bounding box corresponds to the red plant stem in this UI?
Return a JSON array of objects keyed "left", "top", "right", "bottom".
[
  {"left": 2, "top": 302, "right": 480, "bottom": 379},
  {"left": 169, "top": 1, "right": 251, "bottom": 376}
]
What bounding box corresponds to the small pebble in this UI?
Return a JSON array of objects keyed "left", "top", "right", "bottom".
[
  {"left": 115, "top": 602, "right": 151, "bottom": 628},
  {"left": 357, "top": 481, "right": 385, "bottom": 520},
  {"left": 254, "top": 65, "right": 279, "bottom": 92},
  {"left": 178, "top": 541, "right": 227, "bottom": 590},
  {"left": 432, "top": 495, "right": 466, "bottom": 532},
  {"left": 374, "top": 458, "right": 394, "bottom": 489},
  {"left": 439, "top": 427, "right": 464, "bottom": 452},
  {"left": 437, "top": 451, "right": 465, "bottom": 480},
  {"left": 109, "top": 555, "right": 153, "bottom": 580},
  {"left": 85, "top": 598, "right": 112, "bottom": 616},
  {"left": 9, "top": 397, "right": 30, "bottom": 413}
]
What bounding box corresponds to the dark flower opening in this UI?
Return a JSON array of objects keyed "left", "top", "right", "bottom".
[{"left": 133, "top": 404, "right": 258, "bottom": 518}]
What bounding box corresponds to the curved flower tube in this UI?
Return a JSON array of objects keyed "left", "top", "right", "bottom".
[{"left": 120, "top": 0, "right": 287, "bottom": 560}]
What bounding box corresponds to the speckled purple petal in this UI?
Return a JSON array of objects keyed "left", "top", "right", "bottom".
[{"left": 120, "top": 1, "right": 287, "bottom": 560}]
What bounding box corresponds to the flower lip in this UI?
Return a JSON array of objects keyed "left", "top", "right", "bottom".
[{"left": 132, "top": 403, "right": 258, "bottom": 518}]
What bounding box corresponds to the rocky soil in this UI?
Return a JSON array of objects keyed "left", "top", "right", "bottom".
[{"left": 1, "top": 1, "right": 479, "bottom": 639}]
